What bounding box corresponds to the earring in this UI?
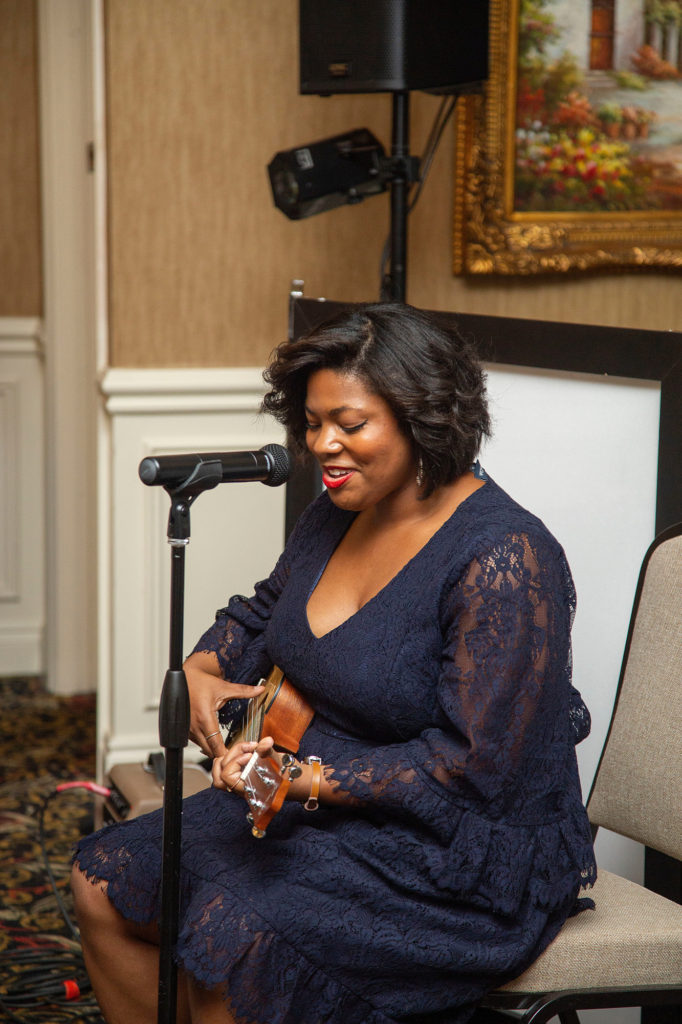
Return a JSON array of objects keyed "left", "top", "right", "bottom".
[{"left": 416, "top": 457, "right": 425, "bottom": 488}]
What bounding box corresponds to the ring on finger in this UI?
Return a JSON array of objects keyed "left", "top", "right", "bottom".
[{"left": 205, "top": 730, "right": 220, "bottom": 741}]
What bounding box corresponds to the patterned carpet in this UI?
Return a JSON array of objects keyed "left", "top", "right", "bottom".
[
  {"left": 0, "top": 677, "right": 105, "bottom": 1023},
  {"left": 0, "top": 680, "right": 512, "bottom": 1024}
]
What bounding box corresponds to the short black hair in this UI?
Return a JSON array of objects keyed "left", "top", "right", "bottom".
[{"left": 262, "top": 302, "right": 491, "bottom": 498}]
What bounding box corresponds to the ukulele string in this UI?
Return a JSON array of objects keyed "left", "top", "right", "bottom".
[{"left": 243, "top": 688, "right": 265, "bottom": 744}]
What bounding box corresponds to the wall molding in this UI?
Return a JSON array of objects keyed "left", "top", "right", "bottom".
[
  {"left": 0, "top": 318, "right": 43, "bottom": 354},
  {"left": 0, "top": 377, "right": 19, "bottom": 601},
  {"left": 101, "top": 366, "right": 268, "bottom": 414}
]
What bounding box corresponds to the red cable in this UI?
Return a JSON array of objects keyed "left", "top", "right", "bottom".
[
  {"left": 63, "top": 979, "right": 81, "bottom": 1001},
  {"left": 56, "top": 781, "right": 111, "bottom": 797}
]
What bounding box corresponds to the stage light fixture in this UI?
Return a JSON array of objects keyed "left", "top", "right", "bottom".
[{"left": 267, "top": 128, "right": 388, "bottom": 220}]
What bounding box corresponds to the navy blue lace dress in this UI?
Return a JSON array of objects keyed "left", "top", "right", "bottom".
[{"left": 74, "top": 474, "right": 596, "bottom": 1024}]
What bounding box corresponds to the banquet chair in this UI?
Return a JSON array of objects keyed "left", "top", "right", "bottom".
[{"left": 480, "top": 521, "right": 682, "bottom": 1024}]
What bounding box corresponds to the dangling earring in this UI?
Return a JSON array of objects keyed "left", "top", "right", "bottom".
[{"left": 416, "top": 457, "right": 425, "bottom": 488}]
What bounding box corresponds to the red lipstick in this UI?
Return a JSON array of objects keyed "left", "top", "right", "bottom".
[{"left": 322, "top": 467, "right": 355, "bottom": 490}]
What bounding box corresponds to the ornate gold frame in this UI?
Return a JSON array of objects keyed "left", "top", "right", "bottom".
[{"left": 453, "top": 0, "right": 682, "bottom": 274}]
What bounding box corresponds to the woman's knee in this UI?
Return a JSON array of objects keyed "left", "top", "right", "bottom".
[
  {"left": 71, "top": 862, "right": 160, "bottom": 946},
  {"left": 70, "top": 862, "right": 112, "bottom": 929}
]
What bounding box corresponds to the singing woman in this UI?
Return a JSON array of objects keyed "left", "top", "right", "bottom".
[{"left": 72, "top": 302, "right": 596, "bottom": 1024}]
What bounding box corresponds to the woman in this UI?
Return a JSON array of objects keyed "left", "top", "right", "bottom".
[{"left": 72, "top": 302, "right": 596, "bottom": 1024}]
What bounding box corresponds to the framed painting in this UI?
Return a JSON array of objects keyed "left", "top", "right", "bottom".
[{"left": 453, "top": 0, "right": 682, "bottom": 274}]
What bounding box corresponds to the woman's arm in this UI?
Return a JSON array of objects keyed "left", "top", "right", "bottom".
[{"left": 212, "top": 529, "right": 575, "bottom": 814}]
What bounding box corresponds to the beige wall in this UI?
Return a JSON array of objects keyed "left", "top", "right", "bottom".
[
  {"left": 105, "top": 0, "right": 681, "bottom": 370},
  {"left": 105, "top": 0, "right": 393, "bottom": 367},
  {"left": 0, "top": 0, "right": 678, "bottom": 359},
  {"left": 15, "top": 0, "right": 650, "bottom": 366},
  {"left": 0, "top": 0, "right": 42, "bottom": 316}
]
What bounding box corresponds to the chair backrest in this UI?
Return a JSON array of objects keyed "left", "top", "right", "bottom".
[{"left": 587, "top": 522, "right": 682, "bottom": 862}]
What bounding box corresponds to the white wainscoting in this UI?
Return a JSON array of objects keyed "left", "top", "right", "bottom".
[
  {"left": 99, "top": 367, "right": 287, "bottom": 773},
  {"left": 0, "top": 319, "right": 45, "bottom": 676}
]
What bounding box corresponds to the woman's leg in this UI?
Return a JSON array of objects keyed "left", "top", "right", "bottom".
[
  {"left": 187, "top": 978, "right": 240, "bottom": 1024},
  {"left": 71, "top": 863, "right": 190, "bottom": 1024}
]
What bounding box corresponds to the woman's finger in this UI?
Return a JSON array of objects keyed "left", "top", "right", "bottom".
[
  {"left": 255, "top": 735, "right": 275, "bottom": 757},
  {"left": 203, "top": 728, "right": 228, "bottom": 758},
  {"left": 212, "top": 742, "right": 259, "bottom": 791},
  {"left": 215, "top": 682, "right": 265, "bottom": 707}
]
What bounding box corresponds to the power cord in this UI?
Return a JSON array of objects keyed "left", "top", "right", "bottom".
[
  {"left": 38, "top": 782, "right": 111, "bottom": 941},
  {"left": 0, "top": 781, "right": 110, "bottom": 1023}
]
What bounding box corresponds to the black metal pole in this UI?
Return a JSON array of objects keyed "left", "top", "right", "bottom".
[
  {"left": 157, "top": 499, "right": 192, "bottom": 1024},
  {"left": 388, "top": 90, "right": 410, "bottom": 302}
]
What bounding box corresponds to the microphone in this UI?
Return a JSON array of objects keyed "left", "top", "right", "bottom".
[{"left": 138, "top": 443, "right": 291, "bottom": 490}]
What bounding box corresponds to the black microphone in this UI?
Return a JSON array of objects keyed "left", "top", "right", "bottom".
[{"left": 138, "top": 443, "right": 291, "bottom": 490}]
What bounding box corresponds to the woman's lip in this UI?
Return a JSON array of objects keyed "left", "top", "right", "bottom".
[{"left": 322, "top": 468, "right": 355, "bottom": 490}]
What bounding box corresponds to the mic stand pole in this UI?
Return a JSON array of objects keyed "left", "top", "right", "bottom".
[{"left": 157, "top": 464, "right": 221, "bottom": 1024}]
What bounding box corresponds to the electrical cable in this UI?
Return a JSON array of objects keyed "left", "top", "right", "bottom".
[
  {"left": 38, "top": 782, "right": 110, "bottom": 942},
  {"left": 0, "top": 781, "right": 111, "bottom": 1023},
  {"left": 408, "top": 95, "right": 457, "bottom": 212}
]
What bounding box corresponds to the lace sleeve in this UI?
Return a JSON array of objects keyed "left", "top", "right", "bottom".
[
  {"left": 329, "top": 531, "right": 580, "bottom": 823},
  {"left": 569, "top": 685, "right": 591, "bottom": 744}
]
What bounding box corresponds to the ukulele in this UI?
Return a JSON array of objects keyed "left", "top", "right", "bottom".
[{"left": 229, "top": 665, "right": 314, "bottom": 837}]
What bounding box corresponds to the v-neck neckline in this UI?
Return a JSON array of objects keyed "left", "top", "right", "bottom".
[{"left": 304, "top": 479, "right": 488, "bottom": 640}]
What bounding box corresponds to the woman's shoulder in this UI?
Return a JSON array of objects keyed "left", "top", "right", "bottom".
[
  {"left": 465, "top": 472, "right": 566, "bottom": 555},
  {"left": 436, "top": 472, "right": 574, "bottom": 599}
]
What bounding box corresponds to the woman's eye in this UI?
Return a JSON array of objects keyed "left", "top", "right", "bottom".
[
  {"left": 305, "top": 421, "right": 319, "bottom": 431},
  {"left": 342, "top": 421, "right": 366, "bottom": 434}
]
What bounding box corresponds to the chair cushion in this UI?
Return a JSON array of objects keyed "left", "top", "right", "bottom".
[{"left": 498, "top": 869, "right": 682, "bottom": 992}]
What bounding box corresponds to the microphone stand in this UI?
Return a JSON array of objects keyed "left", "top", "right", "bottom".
[{"left": 156, "top": 462, "right": 222, "bottom": 1024}]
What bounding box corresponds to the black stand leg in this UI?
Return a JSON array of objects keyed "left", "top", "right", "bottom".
[
  {"left": 139, "top": 454, "right": 288, "bottom": 1022},
  {"left": 157, "top": 539, "right": 191, "bottom": 1024},
  {"left": 156, "top": 476, "right": 219, "bottom": 1024}
]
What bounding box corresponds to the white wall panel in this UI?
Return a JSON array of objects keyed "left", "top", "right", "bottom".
[
  {"left": 0, "top": 320, "right": 45, "bottom": 675},
  {"left": 482, "top": 364, "right": 660, "bottom": 892},
  {"left": 100, "top": 368, "right": 287, "bottom": 771}
]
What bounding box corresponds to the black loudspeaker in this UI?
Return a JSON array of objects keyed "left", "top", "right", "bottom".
[{"left": 299, "top": 0, "right": 489, "bottom": 95}]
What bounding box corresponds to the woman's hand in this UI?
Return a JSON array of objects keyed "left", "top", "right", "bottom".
[
  {"left": 212, "top": 736, "right": 275, "bottom": 795},
  {"left": 184, "top": 651, "right": 264, "bottom": 758}
]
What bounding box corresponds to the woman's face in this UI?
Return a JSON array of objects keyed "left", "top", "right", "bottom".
[{"left": 304, "top": 368, "right": 417, "bottom": 512}]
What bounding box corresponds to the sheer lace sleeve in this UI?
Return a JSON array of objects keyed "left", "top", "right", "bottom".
[{"left": 329, "top": 530, "right": 584, "bottom": 822}]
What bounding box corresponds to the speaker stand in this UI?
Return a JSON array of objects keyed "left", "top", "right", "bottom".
[{"left": 384, "top": 90, "right": 419, "bottom": 304}]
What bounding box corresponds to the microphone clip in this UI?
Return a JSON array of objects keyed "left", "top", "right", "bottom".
[{"left": 165, "top": 461, "right": 222, "bottom": 543}]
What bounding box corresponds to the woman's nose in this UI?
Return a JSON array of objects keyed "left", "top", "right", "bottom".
[{"left": 311, "top": 424, "right": 343, "bottom": 456}]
